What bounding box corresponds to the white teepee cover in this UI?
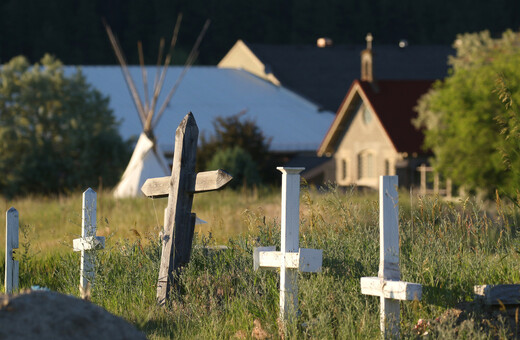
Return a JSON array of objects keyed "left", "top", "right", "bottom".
[{"left": 113, "top": 133, "right": 170, "bottom": 198}]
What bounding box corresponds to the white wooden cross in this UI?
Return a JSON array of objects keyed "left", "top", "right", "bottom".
[
  {"left": 5, "top": 207, "right": 19, "bottom": 294},
  {"left": 73, "top": 188, "right": 105, "bottom": 293},
  {"left": 360, "top": 176, "right": 422, "bottom": 339},
  {"left": 254, "top": 167, "right": 323, "bottom": 321}
]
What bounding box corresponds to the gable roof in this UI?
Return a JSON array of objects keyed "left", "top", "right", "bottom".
[
  {"left": 65, "top": 66, "right": 335, "bottom": 153},
  {"left": 318, "top": 79, "right": 434, "bottom": 156},
  {"left": 219, "top": 40, "right": 453, "bottom": 112}
]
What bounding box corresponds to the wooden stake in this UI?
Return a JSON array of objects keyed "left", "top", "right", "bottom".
[
  {"left": 5, "top": 208, "right": 19, "bottom": 294},
  {"left": 156, "top": 113, "right": 199, "bottom": 305}
]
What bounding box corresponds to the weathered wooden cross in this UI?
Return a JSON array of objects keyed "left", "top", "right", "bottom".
[
  {"left": 360, "top": 176, "right": 422, "bottom": 339},
  {"left": 73, "top": 188, "right": 105, "bottom": 294},
  {"left": 5, "top": 207, "right": 19, "bottom": 294},
  {"left": 141, "top": 112, "right": 232, "bottom": 305},
  {"left": 254, "top": 167, "right": 323, "bottom": 321}
]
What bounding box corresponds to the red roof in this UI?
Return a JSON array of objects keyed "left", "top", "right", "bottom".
[{"left": 358, "top": 80, "right": 433, "bottom": 154}]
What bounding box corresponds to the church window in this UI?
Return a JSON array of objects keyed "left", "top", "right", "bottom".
[
  {"left": 341, "top": 159, "right": 347, "bottom": 180},
  {"left": 357, "top": 151, "right": 375, "bottom": 179},
  {"left": 362, "top": 106, "right": 372, "bottom": 125},
  {"left": 384, "top": 159, "right": 390, "bottom": 176}
]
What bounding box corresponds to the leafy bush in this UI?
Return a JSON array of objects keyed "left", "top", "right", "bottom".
[
  {"left": 197, "top": 111, "right": 273, "bottom": 183},
  {"left": 0, "top": 54, "right": 130, "bottom": 196},
  {"left": 207, "top": 146, "right": 261, "bottom": 189}
]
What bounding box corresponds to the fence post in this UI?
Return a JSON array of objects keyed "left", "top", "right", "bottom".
[{"left": 5, "top": 207, "right": 19, "bottom": 294}]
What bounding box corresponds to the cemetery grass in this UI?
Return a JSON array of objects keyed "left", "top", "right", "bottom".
[{"left": 2, "top": 186, "right": 520, "bottom": 338}]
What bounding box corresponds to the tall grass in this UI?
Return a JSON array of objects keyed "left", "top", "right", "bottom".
[{"left": 1, "top": 185, "right": 520, "bottom": 338}]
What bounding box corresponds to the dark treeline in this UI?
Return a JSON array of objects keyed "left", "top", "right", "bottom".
[{"left": 1, "top": 0, "right": 519, "bottom": 65}]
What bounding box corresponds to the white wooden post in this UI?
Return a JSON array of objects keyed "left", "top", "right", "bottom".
[
  {"left": 446, "top": 178, "right": 452, "bottom": 199},
  {"left": 5, "top": 208, "right": 19, "bottom": 294},
  {"left": 361, "top": 176, "right": 422, "bottom": 339},
  {"left": 419, "top": 164, "right": 427, "bottom": 196},
  {"left": 254, "top": 167, "right": 323, "bottom": 321},
  {"left": 73, "top": 188, "right": 105, "bottom": 293},
  {"left": 434, "top": 172, "right": 440, "bottom": 195}
]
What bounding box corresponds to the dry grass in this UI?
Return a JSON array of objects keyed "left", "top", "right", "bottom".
[{"left": 0, "top": 188, "right": 281, "bottom": 256}]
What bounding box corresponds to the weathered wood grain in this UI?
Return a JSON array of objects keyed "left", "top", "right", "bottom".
[
  {"left": 474, "top": 284, "right": 520, "bottom": 305},
  {"left": 156, "top": 112, "right": 199, "bottom": 305},
  {"left": 255, "top": 249, "right": 323, "bottom": 273},
  {"left": 5, "top": 207, "right": 19, "bottom": 294},
  {"left": 361, "top": 277, "right": 422, "bottom": 301},
  {"left": 73, "top": 236, "right": 105, "bottom": 251},
  {"left": 141, "top": 169, "right": 232, "bottom": 198}
]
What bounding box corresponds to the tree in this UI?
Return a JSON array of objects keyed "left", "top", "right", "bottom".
[
  {"left": 0, "top": 54, "right": 130, "bottom": 196},
  {"left": 414, "top": 30, "right": 520, "bottom": 195},
  {"left": 494, "top": 75, "right": 520, "bottom": 198},
  {"left": 207, "top": 146, "right": 261, "bottom": 189},
  {"left": 197, "top": 111, "right": 272, "bottom": 183}
]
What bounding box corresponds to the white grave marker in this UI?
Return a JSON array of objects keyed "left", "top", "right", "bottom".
[
  {"left": 254, "top": 167, "right": 323, "bottom": 321},
  {"left": 5, "top": 207, "right": 19, "bottom": 294},
  {"left": 361, "top": 176, "right": 422, "bottom": 339},
  {"left": 73, "top": 188, "right": 105, "bottom": 292}
]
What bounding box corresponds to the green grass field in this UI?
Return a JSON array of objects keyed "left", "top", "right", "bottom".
[{"left": 1, "top": 185, "right": 520, "bottom": 339}]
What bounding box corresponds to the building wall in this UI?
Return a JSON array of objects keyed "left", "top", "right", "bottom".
[
  {"left": 334, "top": 101, "right": 400, "bottom": 189},
  {"left": 218, "top": 40, "right": 280, "bottom": 86}
]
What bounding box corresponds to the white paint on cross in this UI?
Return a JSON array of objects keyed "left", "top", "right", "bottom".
[
  {"left": 73, "top": 188, "right": 105, "bottom": 293},
  {"left": 254, "top": 167, "right": 323, "bottom": 321},
  {"left": 360, "top": 176, "right": 422, "bottom": 339},
  {"left": 5, "top": 207, "right": 19, "bottom": 294}
]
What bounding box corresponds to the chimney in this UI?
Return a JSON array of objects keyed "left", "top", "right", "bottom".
[{"left": 361, "top": 33, "right": 374, "bottom": 82}]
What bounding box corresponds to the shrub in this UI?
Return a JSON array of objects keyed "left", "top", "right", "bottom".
[
  {"left": 197, "top": 111, "right": 272, "bottom": 182},
  {"left": 207, "top": 146, "right": 261, "bottom": 189}
]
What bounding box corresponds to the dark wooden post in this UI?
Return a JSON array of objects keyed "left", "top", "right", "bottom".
[
  {"left": 141, "top": 112, "right": 233, "bottom": 305},
  {"left": 157, "top": 112, "right": 197, "bottom": 305}
]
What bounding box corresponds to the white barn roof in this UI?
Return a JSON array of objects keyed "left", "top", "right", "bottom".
[{"left": 64, "top": 66, "right": 334, "bottom": 153}]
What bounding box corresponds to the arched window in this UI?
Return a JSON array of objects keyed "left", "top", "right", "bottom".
[
  {"left": 357, "top": 151, "right": 375, "bottom": 179},
  {"left": 357, "top": 154, "right": 363, "bottom": 179},
  {"left": 362, "top": 106, "right": 372, "bottom": 125},
  {"left": 341, "top": 159, "right": 347, "bottom": 180}
]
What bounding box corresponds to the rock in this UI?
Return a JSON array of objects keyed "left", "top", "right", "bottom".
[{"left": 0, "top": 291, "right": 145, "bottom": 340}]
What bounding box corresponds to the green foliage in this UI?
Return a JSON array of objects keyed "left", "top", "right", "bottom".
[
  {"left": 198, "top": 111, "right": 272, "bottom": 182},
  {"left": 494, "top": 75, "right": 520, "bottom": 199},
  {"left": 0, "top": 55, "right": 130, "bottom": 196},
  {"left": 207, "top": 146, "right": 261, "bottom": 189},
  {"left": 414, "top": 30, "right": 520, "bottom": 196}
]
